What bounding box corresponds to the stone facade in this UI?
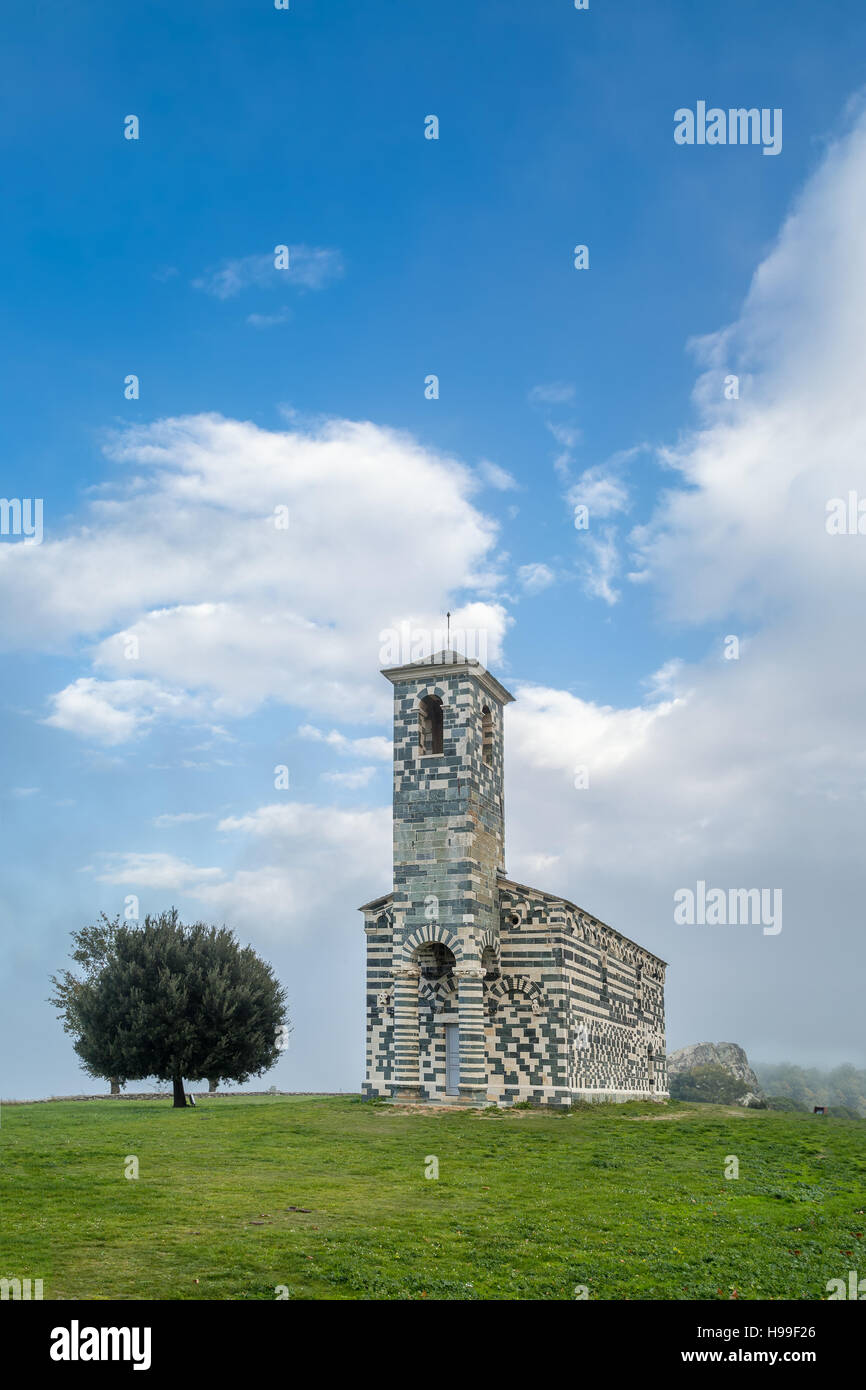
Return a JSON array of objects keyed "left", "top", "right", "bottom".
[{"left": 360, "top": 651, "right": 668, "bottom": 1107}]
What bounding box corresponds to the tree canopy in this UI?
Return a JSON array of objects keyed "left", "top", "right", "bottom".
[
  {"left": 755, "top": 1061, "right": 866, "bottom": 1117},
  {"left": 48, "top": 913, "right": 124, "bottom": 1092},
  {"left": 55, "top": 909, "right": 289, "bottom": 1107}
]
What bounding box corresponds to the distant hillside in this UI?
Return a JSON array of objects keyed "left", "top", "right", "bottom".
[{"left": 753, "top": 1062, "right": 866, "bottom": 1117}]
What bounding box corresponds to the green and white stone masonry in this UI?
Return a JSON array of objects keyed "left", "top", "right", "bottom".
[{"left": 360, "top": 650, "right": 668, "bottom": 1107}]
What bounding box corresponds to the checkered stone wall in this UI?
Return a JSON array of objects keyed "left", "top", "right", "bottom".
[
  {"left": 497, "top": 880, "right": 667, "bottom": 1100},
  {"left": 361, "top": 907, "right": 396, "bottom": 1099},
  {"left": 389, "top": 664, "right": 507, "bottom": 955},
  {"left": 360, "top": 654, "right": 668, "bottom": 1107}
]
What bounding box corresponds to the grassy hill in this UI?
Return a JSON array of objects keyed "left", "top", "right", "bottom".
[{"left": 1, "top": 1094, "right": 864, "bottom": 1300}]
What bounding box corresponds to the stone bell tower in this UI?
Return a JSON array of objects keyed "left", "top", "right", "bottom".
[
  {"left": 379, "top": 650, "right": 514, "bottom": 1103},
  {"left": 383, "top": 649, "right": 514, "bottom": 952}
]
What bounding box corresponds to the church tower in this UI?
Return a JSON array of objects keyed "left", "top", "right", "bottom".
[{"left": 383, "top": 650, "right": 515, "bottom": 955}]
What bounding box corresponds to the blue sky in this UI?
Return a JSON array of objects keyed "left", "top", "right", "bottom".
[{"left": 3, "top": 0, "right": 866, "bottom": 1097}]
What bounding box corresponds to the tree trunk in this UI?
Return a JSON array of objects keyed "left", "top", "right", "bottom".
[
  {"left": 110, "top": 1078, "right": 120, "bottom": 1096},
  {"left": 208, "top": 1078, "right": 218, "bottom": 1093},
  {"left": 172, "top": 1073, "right": 187, "bottom": 1108}
]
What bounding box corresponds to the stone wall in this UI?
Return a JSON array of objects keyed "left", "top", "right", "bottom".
[
  {"left": 362, "top": 881, "right": 668, "bottom": 1105},
  {"left": 498, "top": 879, "right": 668, "bottom": 1102},
  {"left": 390, "top": 668, "right": 506, "bottom": 955},
  {"left": 362, "top": 905, "right": 396, "bottom": 1099}
]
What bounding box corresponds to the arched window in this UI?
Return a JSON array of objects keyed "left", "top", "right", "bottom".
[
  {"left": 481, "top": 944, "right": 500, "bottom": 981},
  {"left": 419, "top": 695, "right": 443, "bottom": 755},
  {"left": 481, "top": 704, "right": 493, "bottom": 766}
]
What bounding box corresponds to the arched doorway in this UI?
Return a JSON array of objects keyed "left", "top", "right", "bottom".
[{"left": 415, "top": 941, "right": 457, "bottom": 1097}]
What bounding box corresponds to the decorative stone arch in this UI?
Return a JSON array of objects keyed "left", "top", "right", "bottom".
[
  {"left": 488, "top": 974, "right": 545, "bottom": 1016},
  {"left": 418, "top": 974, "right": 457, "bottom": 1014},
  {"left": 417, "top": 979, "right": 439, "bottom": 1012},
  {"left": 479, "top": 932, "right": 501, "bottom": 1002},
  {"left": 402, "top": 922, "right": 464, "bottom": 964},
  {"left": 477, "top": 929, "right": 500, "bottom": 962}
]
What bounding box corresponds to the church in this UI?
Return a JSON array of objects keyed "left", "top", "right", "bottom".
[{"left": 360, "top": 650, "right": 668, "bottom": 1107}]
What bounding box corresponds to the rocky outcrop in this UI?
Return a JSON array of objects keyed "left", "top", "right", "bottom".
[{"left": 667, "top": 1041, "right": 763, "bottom": 1103}]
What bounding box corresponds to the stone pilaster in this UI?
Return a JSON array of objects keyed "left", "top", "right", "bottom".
[
  {"left": 456, "top": 964, "right": 487, "bottom": 1103},
  {"left": 391, "top": 964, "right": 423, "bottom": 1101}
]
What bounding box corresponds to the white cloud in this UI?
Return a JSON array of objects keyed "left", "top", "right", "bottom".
[
  {"left": 321, "top": 766, "right": 378, "bottom": 788},
  {"left": 564, "top": 464, "right": 632, "bottom": 605},
  {"left": 529, "top": 382, "right": 575, "bottom": 405},
  {"left": 94, "top": 852, "right": 225, "bottom": 891},
  {"left": 298, "top": 725, "right": 392, "bottom": 760},
  {"left": 216, "top": 801, "right": 383, "bottom": 842},
  {"left": 153, "top": 811, "right": 214, "bottom": 827},
  {"left": 631, "top": 109, "right": 866, "bottom": 623},
  {"left": 88, "top": 801, "right": 390, "bottom": 938},
  {"left": 0, "top": 415, "right": 504, "bottom": 742},
  {"left": 246, "top": 308, "right": 291, "bottom": 328},
  {"left": 517, "top": 562, "right": 555, "bottom": 595},
  {"left": 546, "top": 420, "right": 581, "bottom": 450},
  {"left": 567, "top": 467, "right": 629, "bottom": 521},
  {"left": 44, "top": 678, "right": 207, "bottom": 745},
  {"left": 501, "top": 103, "right": 866, "bottom": 1061},
  {"left": 200, "top": 801, "right": 391, "bottom": 935},
  {"left": 193, "top": 246, "right": 343, "bottom": 299},
  {"left": 531, "top": 406, "right": 583, "bottom": 479},
  {"left": 477, "top": 459, "right": 518, "bottom": 491},
  {"left": 577, "top": 528, "right": 621, "bottom": 605}
]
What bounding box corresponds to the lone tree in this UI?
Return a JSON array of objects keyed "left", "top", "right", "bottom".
[
  {"left": 49, "top": 913, "right": 126, "bottom": 1095},
  {"left": 61, "top": 909, "right": 289, "bottom": 1107}
]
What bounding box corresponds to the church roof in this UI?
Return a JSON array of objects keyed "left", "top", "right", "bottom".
[
  {"left": 357, "top": 891, "right": 393, "bottom": 913},
  {"left": 358, "top": 877, "right": 667, "bottom": 965},
  {"left": 380, "top": 650, "right": 515, "bottom": 705},
  {"left": 497, "top": 874, "right": 668, "bottom": 966}
]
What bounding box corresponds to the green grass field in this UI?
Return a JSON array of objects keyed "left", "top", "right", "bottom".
[{"left": 1, "top": 1095, "right": 864, "bottom": 1300}]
